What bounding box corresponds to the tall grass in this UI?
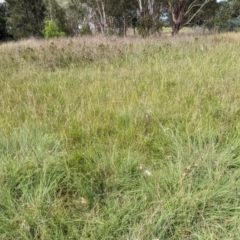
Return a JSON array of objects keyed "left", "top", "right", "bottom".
[{"left": 1, "top": 33, "right": 240, "bottom": 239}]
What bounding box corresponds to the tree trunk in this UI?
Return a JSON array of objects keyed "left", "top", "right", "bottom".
[
  {"left": 95, "top": 1, "right": 107, "bottom": 34},
  {"left": 169, "top": 0, "right": 211, "bottom": 35},
  {"left": 138, "top": 0, "right": 143, "bottom": 13},
  {"left": 101, "top": 1, "right": 107, "bottom": 33},
  {"left": 170, "top": 0, "right": 186, "bottom": 35},
  {"left": 123, "top": 14, "right": 126, "bottom": 37},
  {"left": 148, "top": 0, "right": 154, "bottom": 16},
  {"left": 172, "top": 22, "right": 181, "bottom": 35}
]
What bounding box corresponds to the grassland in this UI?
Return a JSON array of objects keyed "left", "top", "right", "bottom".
[{"left": 0, "top": 33, "right": 240, "bottom": 239}]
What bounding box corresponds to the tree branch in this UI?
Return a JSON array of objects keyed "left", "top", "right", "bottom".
[
  {"left": 184, "top": 0, "right": 199, "bottom": 17},
  {"left": 183, "top": 0, "right": 211, "bottom": 26}
]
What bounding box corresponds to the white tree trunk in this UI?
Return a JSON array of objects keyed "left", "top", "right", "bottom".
[
  {"left": 138, "top": 0, "right": 143, "bottom": 13},
  {"left": 95, "top": 1, "right": 106, "bottom": 34},
  {"left": 148, "top": 0, "right": 155, "bottom": 15},
  {"left": 101, "top": 1, "right": 107, "bottom": 33}
]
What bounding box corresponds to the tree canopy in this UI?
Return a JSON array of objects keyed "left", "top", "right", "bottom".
[
  {"left": 0, "top": 0, "right": 240, "bottom": 40},
  {"left": 0, "top": 3, "right": 9, "bottom": 40},
  {"left": 5, "top": 0, "right": 45, "bottom": 39}
]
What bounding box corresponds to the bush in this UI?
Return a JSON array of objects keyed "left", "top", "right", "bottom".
[
  {"left": 230, "top": 16, "right": 240, "bottom": 30},
  {"left": 106, "top": 28, "right": 117, "bottom": 36},
  {"left": 137, "top": 16, "right": 153, "bottom": 37},
  {"left": 151, "top": 19, "right": 163, "bottom": 35},
  {"left": 43, "top": 20, "right": 65, "bottom": 39},
  {"left": 137, "top": 16, "right": 163, "bottom": 37}
]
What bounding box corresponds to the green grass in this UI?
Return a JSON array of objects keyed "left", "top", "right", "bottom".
[{"left": 1, "top": 33, "right": 240, "bottom": 239}]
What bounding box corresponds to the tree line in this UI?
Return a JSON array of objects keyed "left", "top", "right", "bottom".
[{"left": 0, "top": 0, "right": 240, "bottom": 41}]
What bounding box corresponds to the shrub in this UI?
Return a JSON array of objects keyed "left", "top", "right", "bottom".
[
  {"left": 137, "top": 16, "right": 162, "bottom": 37},
  {"left": 151, "top": 19, "right": 163, "bottom": 35},
  {"left": 137, "top": 15, "right": 153, "bottom": 37},
  {"left": 230, "top": 16, "right": 240, "bottom": 31},
  {"left": 43, "top": 19, "right": 65, "bottom": 39},
  {"left": 106, "top": 28, "right": 117, "bottom": 36}
]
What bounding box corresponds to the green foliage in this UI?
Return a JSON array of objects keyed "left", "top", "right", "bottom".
[
  {"left": 43, "top": 19, "right": 65, "bottom": 39},
  {"left": 5, "top": 0, "right": 45, "bottom": 39},
  {"left": 137, "top": 16, "right": 163, "bottom": 37},
  {"left": 151, "top": 18, "right": 163, "bottom": 34},
  {"left": 137, "top": 15, "right": 153, "bottom": 37},
  {"left": 106, "top": 28, "right": 118, "bottom": 36},
  {"left": 65, "top": 0, "right": 87, "bottom": 34},
  {"left": 230, "top": 16, "right": 240, "bottom": 30},
  {"left": 0, "top": 3, "right": 10, "bottom": 41},
  {"left": 44, "top": 0, "right": 68, "bottom": 35},
  {"left": 213, "top": 1, "right": 232, "bottom": 31},
  {"left": 209, "top": 1, "right": 240, "bottom": 31}
]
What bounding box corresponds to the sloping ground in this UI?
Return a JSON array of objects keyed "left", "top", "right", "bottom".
[{"left": 0, "top": 34, "right": 240, "bottom": 239}]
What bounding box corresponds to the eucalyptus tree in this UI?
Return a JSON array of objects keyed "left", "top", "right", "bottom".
[
  {"left": 230, "top": 1, "right": 240, "bottom": 29},
  {"left": 80, "top": 0, "right": 108, "bottom": 34},
  {"left": 5, "top": 0, "right": 45, "bottom": 39},
  {"left": 215, "top": 0, "right": 240, "bottom": 30},
  {"left": 135, "top": 0, "right": 165, "bottom": 36},
  {"left": 66, "top": 0, "right": 107, "bottom": 34},
  {"left": 66, "top": 0, "right": 137, "bottom": 35},
  {"left": 44, "top": 0, "right": 67, "bottom": 34},
  {"left": 62, "top": 0, "right": 219, "bottom": 36},
  {"left": 0, "top": 3, "right": 9, "bottom": 40},
  {"left": 65, "top": 0, "right": 87, "bottom": 34},
  {"left": 166, "top": 0, "right": 215, "bottom": 35},
  {"left": 105, "top": 0, "right": 137, "bottom": 36},
  {"left": 231, "top": 0, "right": 240, "bottom": 17}
]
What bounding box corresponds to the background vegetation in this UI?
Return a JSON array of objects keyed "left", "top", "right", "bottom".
[
  {"left": 1, "top": 32, "right": 240, "bottom": 239},
  {"left": 1, "top": 0, "right": 240, "bottom": 41}
]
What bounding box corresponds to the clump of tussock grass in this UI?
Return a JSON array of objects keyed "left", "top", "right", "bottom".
[{"left": 1, "top": 33, "right": 240, "bottom": 239}]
